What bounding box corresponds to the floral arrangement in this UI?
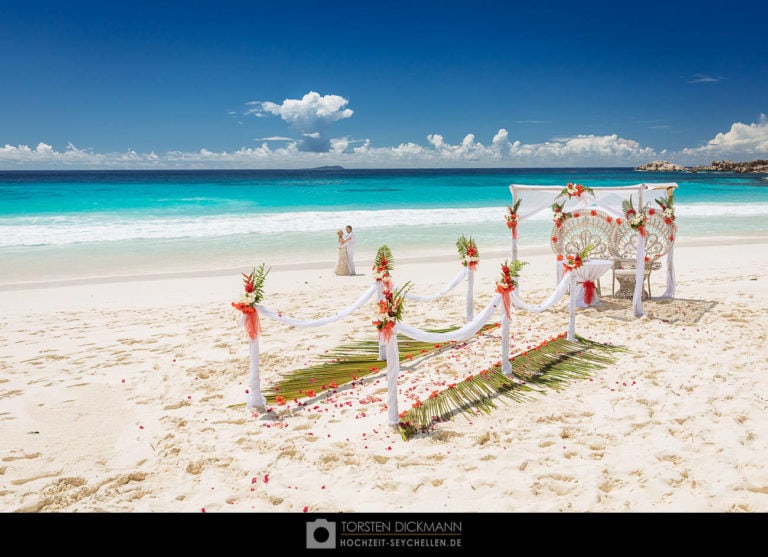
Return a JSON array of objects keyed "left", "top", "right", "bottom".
[
  {"left": 495, "top": 259, "right": 527, "bottom": 319},
  {"left": 559, "top": 182, "right": 594, "bottom": 199},
  {"left": 654, "top": 193, "right": 676, "bottom": 225},
  {"left": 372, "top": 281, "right": 412, "bottom": 343},
  {"left": 559, "top": 244, "right": 593, "bottom": 273},
  {"left": 622, "top": 195, "right": 649, "bottom": 237},
  {"left": 456, "top": 234, "right": 479, "bottom": 270},
  {"left": 372, "top": 245, "right": 394, "bottom": 287},
  {"left": 552, "top": 200, "right": 571, "bottom": 228},
  {"left": 231, "top": 263, "right": 270, "bottom": 340},
  {"left": 505, "top": 198, "right": 522, "bottom": 239}
]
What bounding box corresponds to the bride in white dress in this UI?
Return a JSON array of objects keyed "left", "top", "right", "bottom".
[{"left": 334, "top": 229, "right": 351, "bottom": 275}]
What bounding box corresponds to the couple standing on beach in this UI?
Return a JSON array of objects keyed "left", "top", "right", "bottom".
[{"left": 334, "top": 225, "right": 356, "bottom": 276}]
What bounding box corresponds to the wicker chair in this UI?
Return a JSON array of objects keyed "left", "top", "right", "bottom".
[
  {"left": 610, "top": 212, "right": 675, "bottom": 299},
  {"left": 550, "top": 209, "right": 615, "bottom": 294}
]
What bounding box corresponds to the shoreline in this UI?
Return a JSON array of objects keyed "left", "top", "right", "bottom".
[{"left": 2, "top": 233, "right": 766, "bottom": 292}]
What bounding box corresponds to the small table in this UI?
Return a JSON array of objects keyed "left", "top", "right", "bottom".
[{"left": 573, "top": 259, "right": 614, "bottom": 308}]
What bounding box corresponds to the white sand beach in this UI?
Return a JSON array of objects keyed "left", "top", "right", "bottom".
[{"left": 1, "top": 236, "right": 767, "bottom": 513}]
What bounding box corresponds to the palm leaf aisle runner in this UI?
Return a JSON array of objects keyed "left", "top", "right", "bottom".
[
  {"left": 261, "top": 323, "right": 499, "bottom": 405},
  {"left": 398, "top": 333, "right": 626, "bottom": 440},
  {"left": 250, "top": 322, "right": 626, "bottom": 440}
]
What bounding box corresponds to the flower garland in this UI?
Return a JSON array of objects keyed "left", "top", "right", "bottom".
[
  {"left": 372, "top": 281, "right": 412, "bottom": 343},
  {"left": 505, "top": 198, "right": 522, "bottom": 239},
  {"left": 456, "top": 234, "right": 479, "bottom": 270},
  {"left": 372, "top": 245, "right": 394, "bottom": 288},
  {"left": 551, "top": 200, "right": 571, "bottom": 229},
  {"left": 231, "top": 263, "right": 270, "bottom": 340},
  {"left": 622, "top": 195, "right": 649, "bottom": 237},
  {"left": 495, "top": 259, "right": 527, "bottom": 319},
  {"left": 559, "top": 182, "right": 594, "bottom": 200},
  {"left": 558, "top": 244, "right": 593, "bottom": 273}
]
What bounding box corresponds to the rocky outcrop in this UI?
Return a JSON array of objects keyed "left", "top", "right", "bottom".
[
  {"left": 636, "top": 159, "right": 768, "bottom": 173},
  {"left": 691, "top": 160, "right": 768, "bottom": 173},
  {"left": 635, "top": 160, "right": 687, "bottom": 172}
]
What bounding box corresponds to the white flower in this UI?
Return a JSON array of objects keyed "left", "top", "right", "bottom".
[{"left": 664, "top": 208, "right": 674, "bottom": 218}]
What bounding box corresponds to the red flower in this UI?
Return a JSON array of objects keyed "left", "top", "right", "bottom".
[
  {"left": 648, "top": 208, "right": 656, "bottom": 215},
  {"left": 412, "top": 400, "right": 422, "bottom": 408},
  {"left": 399, "top": 410, "right": 407, "bottom": 418},
  {"left": 590, "top": 209, "right": 597, "bottom": 216},
  {"left": 606, "top": 216, "right": 613, "bottom": 223},
  {"left": 305, "top": 389, "right": 316, "bottom": 398},
  {"left": 551, "top": 236, "right": 558, "bottom": 243},
  {"left": 573, "top": 212, "right": 580, "bottom": 218},
  {"left": 429, "top": 390, "right": 439, "bottom": 398},
  {"left": 275, "top": 395, "right": 286, "bottom": 406},
  {"left": 328, "top": 381, "right": 338, "bottom": 389},
  {"left": 616, "top": 218, "right": 623, "bottom": 225},
  {"left": 556, "top": 254, "right": 564, "bottom": 261}
]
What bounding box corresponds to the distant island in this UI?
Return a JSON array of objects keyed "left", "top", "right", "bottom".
[{"left": 636, "top": 159, "right": 768, "bottom": 173}]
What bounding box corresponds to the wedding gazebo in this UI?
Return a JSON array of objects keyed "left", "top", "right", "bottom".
[{"left": 507, "top": 182, "right": 679, "bottom": 317}]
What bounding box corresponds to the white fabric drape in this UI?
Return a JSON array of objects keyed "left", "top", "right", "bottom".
[
  {"left": 573, "top": 259, "right": 614, "bottom": 308},
  {"left": 397, "top": 293, "right": 503, "bottom": 343},
  {"left": 246, "top": 335, "right": 266, "bottom": 410},
  {"left": 385, "top": 335, "right": 400, "bottom": 425},
  {"left": 466, "top": 269, "right": 475, "bottom": 322},
  {"left": 255, "top": 284, "right": 378, "bottom": 327},
  {"left": 403, "top": 267, "right": 468, "bottom": 302},
  {"left": 661, "top": 243, "right": 676, "bottom": 299},
  {"left": 511, "top": 272, "right": 571, "bottom": 313}
]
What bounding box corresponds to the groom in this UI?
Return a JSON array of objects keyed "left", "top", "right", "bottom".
[{"left": 343, "top": 225, "right": 356, "bottom": 275}]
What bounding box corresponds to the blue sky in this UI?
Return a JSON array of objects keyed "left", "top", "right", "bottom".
[{"left": 1, "top": 0, "right": 767, "bottom": 169}]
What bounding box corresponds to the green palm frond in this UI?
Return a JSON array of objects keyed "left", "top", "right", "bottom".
[
  {"left": 263, "top": 323, "right": 500, "bottom": 404},
  {"left": 397, "top": 334, "right": 627, "bottom": 440}
]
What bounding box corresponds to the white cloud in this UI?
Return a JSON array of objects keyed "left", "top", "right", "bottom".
[
  {"left": 677, "top": 114, "right": 768, "bottom": 162},
  {"left": 246, "top": 91, "right": 354, "bottom": 153},
  {"left": 688, "top": 74, "right": 722, "bottom": 84},
  {"left": 4, "top": 115, "right": 768, "bottom": 170}
]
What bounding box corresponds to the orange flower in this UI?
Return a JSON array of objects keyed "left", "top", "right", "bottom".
[
  {"left": 328, "top": 381, "right": 338, "bottom": 389},
  {"left": 275, "top": 395, "right": 286, "bottom": 406},
  {"left": 429, "top": 390, "right": 439, "bottom": 399},
  {"left": 399, "top": 410, "right": 408, "bottom": 419},
  {"left": 305, "top": 389, "right": 316, "bottom": 398},
  {"left": 412, "top": 400, "right": 422, "bottom": 408},
  {"left": 479, "top": 369, "right": 488, "bottom": 376}
]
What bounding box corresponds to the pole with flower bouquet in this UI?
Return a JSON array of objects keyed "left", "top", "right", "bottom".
[
  {"left": 622, "top": 194, "right": 650, "bottom": 315},
  {"left": 558, "top": 245, "right": 593, "bottom": 340},
  {"left": 505, "top": 198, "right": 522, "bottom": 257},
  {"left": 655, "top": 188, "right": 677, "bottom": 298},
  {"left": 372, "top": 246, "right": 395, "bottom": 360},
  {"left": 495, "top": 259, "right": 527, "bottom": 376},
  {"left": 231, "top": 263, "right": 271, "bottom": 411},
  {"left": 456, "top": 234, "right": 479, "bottom": 322},
  {"left": 372, "top": 281, "right": 413, "bottom": 425}
]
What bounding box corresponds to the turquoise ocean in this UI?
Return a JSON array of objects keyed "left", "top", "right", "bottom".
[{"left": 2, "top": 168, "right": 767, "bottom": 285}]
